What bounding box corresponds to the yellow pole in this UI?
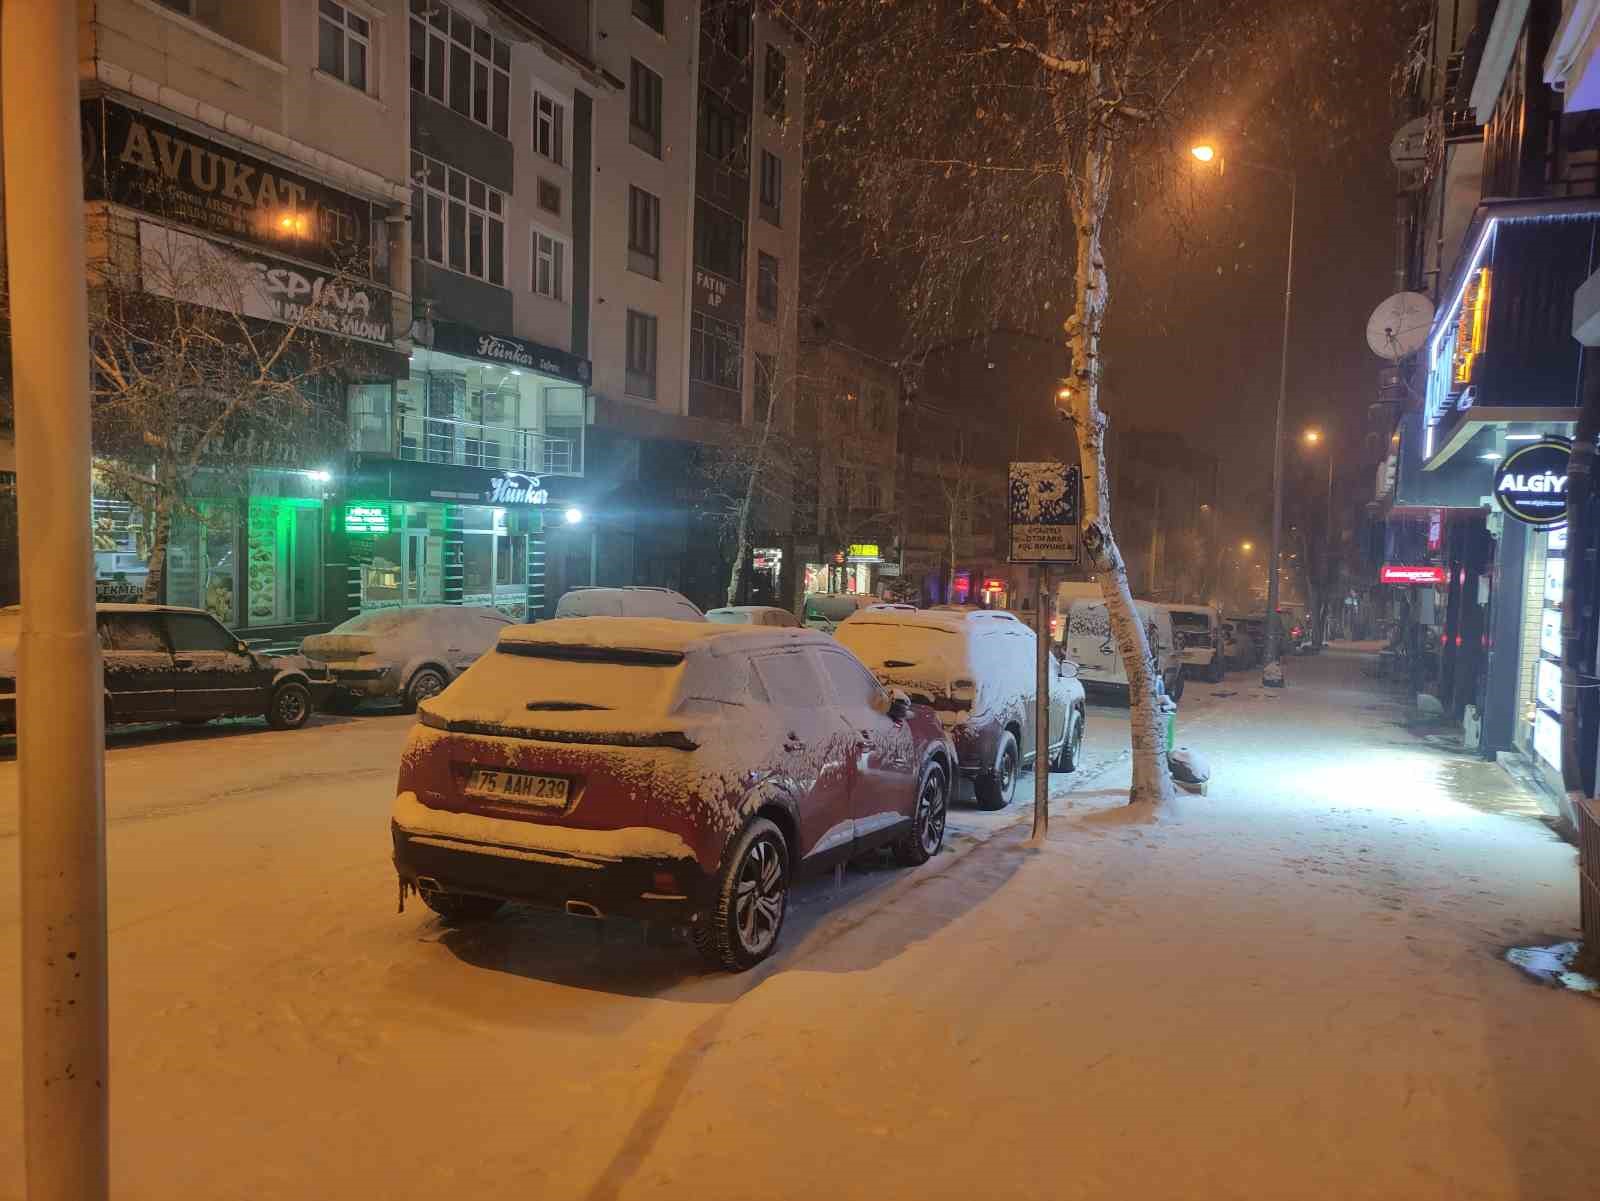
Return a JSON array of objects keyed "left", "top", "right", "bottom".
[{"left": 4, "top": 1, "right": 110, "bottom": 1197}]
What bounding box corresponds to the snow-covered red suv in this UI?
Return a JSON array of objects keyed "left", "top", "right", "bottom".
[{"left": 391, "top": 618, "right": 955, "bottom": 970}]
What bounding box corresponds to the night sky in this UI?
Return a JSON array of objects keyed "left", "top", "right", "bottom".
[{"left": 804, "top": 1, "right": 1417, "bottom": 550}]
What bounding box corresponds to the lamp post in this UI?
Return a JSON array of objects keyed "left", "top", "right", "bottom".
[
  {"left": 1302, "top": 428, "right": 1336, "bottom": 645},
  {"left": 1191, "top": 143, "right": 1297, "bottom": 676}
]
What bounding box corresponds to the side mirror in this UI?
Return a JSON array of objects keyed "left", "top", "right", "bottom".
[
  {"left": 1057, "top": 657, "right": 1080, "bottom": 679},
  {"left": 887, "top": 688, "right": 912, "bottom": 722},
  {"left": 236, "top": 641, "right": 251, "bottom": 655}
]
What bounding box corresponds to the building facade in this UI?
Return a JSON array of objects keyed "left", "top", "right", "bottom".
[{"left": 1, "top": 0, "right": 415, "bottom": 642}]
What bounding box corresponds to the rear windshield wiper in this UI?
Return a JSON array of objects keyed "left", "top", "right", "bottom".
[
  {"left": 525, "top": 701, "right": 610, "bottom": 711},
  {"left": 883, "top": 659, "right": 919, "bottom": 668}
]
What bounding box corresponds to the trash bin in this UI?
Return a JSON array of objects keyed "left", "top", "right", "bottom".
[{"left": 1162, "top": 695, "right": 1177, "bottom": 753}]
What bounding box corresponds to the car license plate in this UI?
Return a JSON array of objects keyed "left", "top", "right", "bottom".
[{"left": 465, "top": 767, "right": 570, "bottom": 808}]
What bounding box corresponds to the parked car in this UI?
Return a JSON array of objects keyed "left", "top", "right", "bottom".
[
  {"left": 1164, "top": 603, "right": 1225, "bottom": 683},
  {"left": 301, "top": 605, "right": 513, "bottom": 712},
  {"left": 0, "top": 603, "right": 331, "bottom": 735},
  {"left": 802, "top": 592, "right": 879, "bottom": 633},
  {"left": 834, "top": 608, "right": 1085, "bottom": 811},
  {"left": 391, "top": 618, "right": 956, "bottom": 971},
  {"left": 706, "top": 605, "right": 802, "bottom": 628},
  {"left": 555, "top": 586, "right": 705, "bottom": 621},
  {"left": 1064, "top": 598, "right": 1184, "bottom": 701}
]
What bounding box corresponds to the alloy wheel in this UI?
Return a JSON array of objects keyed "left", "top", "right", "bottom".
[
  {"left": 276, "top": 687, "right": 306, "bottom": 726},
  {"left": 733, "top": 835, "right": 785, "bottom": 957},
  {"left": 917, "top": 768, "right": 947, "bottom": 856}
]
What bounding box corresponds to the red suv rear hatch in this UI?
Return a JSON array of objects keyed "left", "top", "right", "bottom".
[{"left": 400, "top": 639, "right": 725, "bottom": 872}]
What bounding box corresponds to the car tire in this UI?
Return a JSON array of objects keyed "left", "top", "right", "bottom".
[
  {"left": 975, "top": 731, "right": 1019, "bottom": 811},
  {"left": 402, "top": 667, "right": 447, "bottom": 713},
  {"left": 693, "top": 816, "right": 789, "bottom": 972},
  {"left": 420, "top": 889, "right": 503, "bottom": 923},
  {"left": 1168, "top": 671, "right": 1185, "bottom": 702},
  {"left": 266, "top": 681, "right": 311, "bottom": 730},
  {"left": 1052, "top": 707, "right": 1084, "bottom": 773},
  {"left": 894, "top": 760, "right": 949, "bottom": 866}
]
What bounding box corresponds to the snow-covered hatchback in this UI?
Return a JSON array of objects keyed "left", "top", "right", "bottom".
[{"left": 391, "top": 618, "right": 956, "bottom": 970}]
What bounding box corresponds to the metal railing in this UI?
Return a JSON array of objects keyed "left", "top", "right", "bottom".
[{"left": 388, "top": 413, "right": 579, "bottom": 476}]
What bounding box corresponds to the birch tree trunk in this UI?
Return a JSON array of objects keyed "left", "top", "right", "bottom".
[
  {"left": 139, "top": 483, "right": 173, "bottom": 605},
  {"left": 726, "top": 486, "right": 753, "bottom": 608},
  {"left": 1063, "top": 101, "right": 1174, "bottom": 806}
]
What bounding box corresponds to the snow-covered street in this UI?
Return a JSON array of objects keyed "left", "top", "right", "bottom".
[{"left": 3, "top": 645, "right": 1596, "bottom": 1200}]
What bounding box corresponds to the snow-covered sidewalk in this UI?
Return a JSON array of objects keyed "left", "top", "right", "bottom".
[{"left": 2, "top": 647, "right": 1595, "bottom": 1200}]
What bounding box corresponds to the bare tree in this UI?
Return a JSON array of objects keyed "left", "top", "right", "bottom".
[
  {"left": 934, "top": 431, "right": 981, "bottom": 603},
  {"left": 84, "top": 219, "right": 360, "bottom": 603}
]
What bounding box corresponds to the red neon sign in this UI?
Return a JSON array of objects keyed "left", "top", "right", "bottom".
[{"left": 1381, "top": 564, "right": 1447, "bottom": 586}]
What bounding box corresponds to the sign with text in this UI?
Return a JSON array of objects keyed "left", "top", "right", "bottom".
[
  {"left": 1380, "top": 564, "right": 1447, "bottom": 586},
  {"left": 1008, "top": 462, "right": 1081, "bottom": 565},
  {"left": 139, "top": 221, "right": 393, "bottom": 344},
  {"left": 1494, "top": 437, "right": 1571, "bottom": 527},
  {"left": 84, "top": 97, "right": 376, "bottom": 272},
  {"left": 431, "top": 320, "right": 592, "bottom": 385},
  {"left": 343, "top": 503, "right": 390, "bottom": 535}
]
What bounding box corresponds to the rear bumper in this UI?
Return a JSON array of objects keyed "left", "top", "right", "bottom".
[
  {"left": 391, "top": 814, "right": 712, "bottom": 924},
  {"left": 326, "top": 665, "right": 396, "bottom": 698}
]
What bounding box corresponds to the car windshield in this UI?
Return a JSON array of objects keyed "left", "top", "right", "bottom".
[{"left": 1170, "top": 613, "right": 1211, "bottom": 633}]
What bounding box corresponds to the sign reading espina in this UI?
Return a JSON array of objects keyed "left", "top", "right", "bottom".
[{"left": 1493, "top": 437, "right": 1572, "bottom": 527}]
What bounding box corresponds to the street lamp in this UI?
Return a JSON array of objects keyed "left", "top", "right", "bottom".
[
  {"left": 1191, "top": 141, "right": 1297, "bottom": 674},
  {"left": 1241, "top": 540, "right": 1254, "bottom": 552},
  {"left": 1301, "top": 427, "right": 1336, "bottom": 645}
]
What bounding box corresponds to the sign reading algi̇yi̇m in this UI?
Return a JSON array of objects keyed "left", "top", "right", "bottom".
[
  {"left": 1008, "top": 462, "right": 1082, "bottom": 565},
  {"left": 1494, "top": 437, "right": 1571, "bottom": 528}
]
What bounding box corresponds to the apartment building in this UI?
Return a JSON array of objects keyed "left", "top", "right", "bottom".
[
  {"left": 343, "top": 0, "right": 611, "bottom": 622},
  {"left": 580, "top": 0, "right": 805, "bottom": 609},
  {"left": 0, "top": 0, "right": 414, "bottom": 637}
]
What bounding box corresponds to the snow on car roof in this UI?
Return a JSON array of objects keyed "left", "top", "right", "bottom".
[
  {"left": 498, "top": 616, "right": 827, "bottom": 658},
  {"left": 839, "top": 608, "right": 1020, "bottom": 634}
]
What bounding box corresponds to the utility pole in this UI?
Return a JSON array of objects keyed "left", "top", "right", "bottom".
[
  {"left": 6, "top": 3, "right": 110, "bottom": 1198},
  {"left": 1265, "top": 172, "right": 1298, "bottom": 673}
]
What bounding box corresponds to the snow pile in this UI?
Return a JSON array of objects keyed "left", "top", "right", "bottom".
[
  {"left": 1168, "top": 747, "right": 1212, "bottom": 784},
  {"left": 1261, "top": 662, "right": 1285, "bottom": 688}
]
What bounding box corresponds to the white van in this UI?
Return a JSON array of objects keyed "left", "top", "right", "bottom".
[
  {"left": 1163, "top": 603, "right": 1224, "bottom": 683},
  {"left": 553, "top": 586, "right": 705, "bottom": 621},
  {"left": 1064, "top": 597, "right": 1184, "bottom": 700}
]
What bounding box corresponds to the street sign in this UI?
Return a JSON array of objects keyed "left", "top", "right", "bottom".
[
  {"left": 1380, "top": 564, "right": 1447, "bottom": 585},
  {"left": 1008, "top": 462, "right": 1081, "bottom": 565},
  {"left": 1494, "top": 437, "right": 1571, "bottom": 527}
]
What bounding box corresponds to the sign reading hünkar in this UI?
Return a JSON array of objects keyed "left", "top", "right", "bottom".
[{"left": 1008, "top": 462, "right": 1081, "bottom": 565}]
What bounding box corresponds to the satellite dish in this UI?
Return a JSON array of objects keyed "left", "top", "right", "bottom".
[{"left": 1367, "top": 292, "right": 1434, "bottom": 361}]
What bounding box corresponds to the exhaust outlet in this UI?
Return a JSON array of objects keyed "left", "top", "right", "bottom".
[{"left": 565, "top": 900, "right": 602, "bottom": 919}]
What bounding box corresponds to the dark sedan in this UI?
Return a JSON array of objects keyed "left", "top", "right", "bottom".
[{"left": 0, "top": 604, "right": 332, "bottom": 734}]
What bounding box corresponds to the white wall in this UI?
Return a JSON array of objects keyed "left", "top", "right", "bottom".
[{"left": 589, "top": 0, "right": 699, "bottom": 415}]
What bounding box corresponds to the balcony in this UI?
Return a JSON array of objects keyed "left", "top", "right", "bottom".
[{"left": 383, "top": 413, "right": 580, "bottom": 476}]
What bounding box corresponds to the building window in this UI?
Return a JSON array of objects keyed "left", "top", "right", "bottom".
[
  {"left": 759, "top": 150, "right": 782, "bottom": 226},
  {"left": 757, "top": 252, "right": 779, "bottom": 322},
  {"left": 537, "top": 178, "right": 561, "bottom": 215},
  {"left": 319, "top": 1, "right": 371, "bottom": 92},
  {"left": 706, "top": 2, "right": 749, "bottom": 59},
  {"left": 627, "top": 186, "right": 661, "bottom": 280},
  {"left": 534, "top": 90, "right": 566, "bottom": 165},
  {"left": 532, "top": 230, "right": 566, "bottom": 300},
  {"left": 864, "top": 472, "right": 884, "bottom": 511},
  {"left": 691, "top": 311, "right": 742, "bottom": 392},
  {"left": 835, "top": 464, "right": 851, "bottom": 507},
  {"left": 694, "top": 200, "right": 744, "bottom": 282},
  {"left": 632, "top": 0, "right": 664, "bottom": 33},
  {"left": 626, "top": 310, "right": 658, "bottom": 400},
  {"left": 698, "top": 89, "right": 745, "bottom": 170},
  {"left": 764, "top": 45, "right": 787, "bottom": 117},
  {"left": 409, "top": 1, "right": 511, "bottom": 138},
  {"left": 412, "top": 152, "right": 505, "bottom": 286},
  {"left": 630, "top": 60, "right": 663, "bottom": 157},
  {"left": 868, "top": 384, "right": 891, "bottom": 433},
  {"left": 754, "top": 352, "right": 776, "bottom": 424}
]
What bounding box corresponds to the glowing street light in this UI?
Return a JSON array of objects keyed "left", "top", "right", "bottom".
[
  {"left": 1241, "top": 541, "right": 1255, "bottom": 552},
  {"left": 1303, "top": 428, "right": 1322, "bottom": 445},
  {"left": 1190, "top": 143, "right": 1216, "bottom": 163}
]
